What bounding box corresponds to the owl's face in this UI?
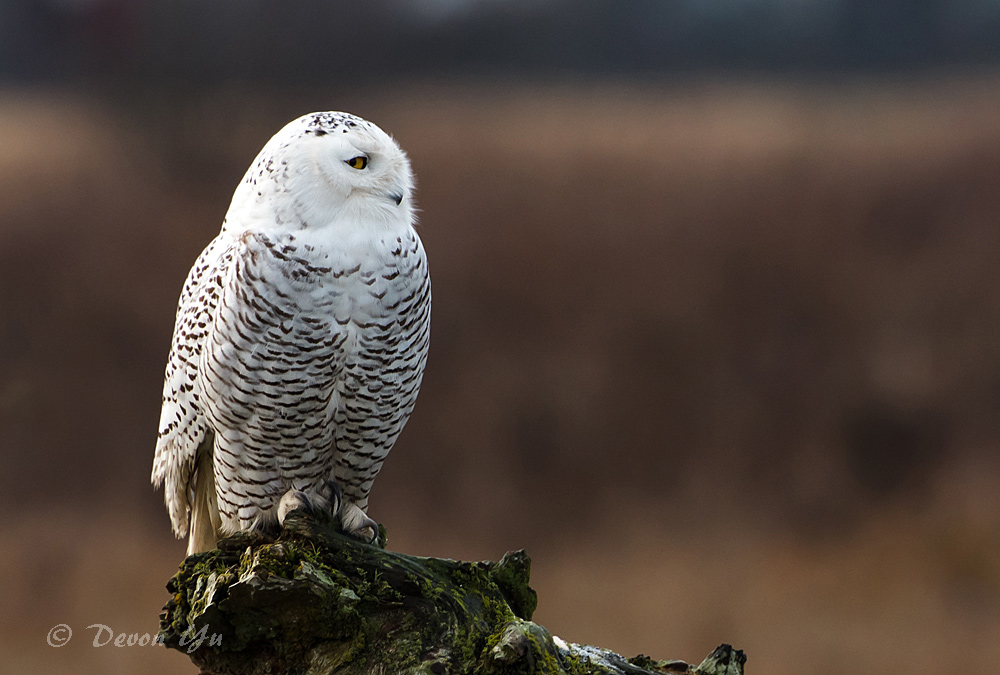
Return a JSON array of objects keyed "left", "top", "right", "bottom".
[
  {"left": 305, "top": 113, "right": 412, "bottom": 209},
  {"left": 238, "top": 112, "right": 415, "bottom": 232}
]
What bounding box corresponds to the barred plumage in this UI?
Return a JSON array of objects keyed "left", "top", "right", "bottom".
[{"left": 151, "top": 112, "right": 430, "bottom": 554}]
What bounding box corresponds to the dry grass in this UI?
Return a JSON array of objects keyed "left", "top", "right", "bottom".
[{"left": 2, "top": 76, "right": 1000, "bottom": 673}]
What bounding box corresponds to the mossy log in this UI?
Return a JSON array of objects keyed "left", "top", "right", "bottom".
[{"left": 159, "top": 511, "right": 746, "bottom": 675}]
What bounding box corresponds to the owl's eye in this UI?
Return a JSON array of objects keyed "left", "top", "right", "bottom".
[{"left": 345, "top": 156, "right": 368, "bottom": 170}]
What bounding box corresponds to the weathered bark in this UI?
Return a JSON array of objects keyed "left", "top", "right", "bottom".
[{"left": 159, "top": 511, "right": 746, "bottom": 675}]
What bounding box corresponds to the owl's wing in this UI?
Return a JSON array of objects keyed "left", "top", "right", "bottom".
[{"left": 152, "top": 234, "right": 230, "bottom": 538}]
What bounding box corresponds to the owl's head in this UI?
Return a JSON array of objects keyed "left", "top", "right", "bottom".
[{"left": 233, "top": 111, "right": 415, "bottom": 232}]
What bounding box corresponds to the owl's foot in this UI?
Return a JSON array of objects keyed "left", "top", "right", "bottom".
[
  {"left": 338, "top": 501, "right": 379, "bottom": 544},
  {"left": 276, "top": 480, "right": 342, "bottom": 526},
  {"left": 276, "top": 483, "right": 378, "bottom": 544}
]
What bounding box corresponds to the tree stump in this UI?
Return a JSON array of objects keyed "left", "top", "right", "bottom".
[{"left": 159, "top": 511, "right": 746, "bottom": 674}]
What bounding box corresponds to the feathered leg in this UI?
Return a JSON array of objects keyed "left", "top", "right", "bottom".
[{"left": 187, "top": 438, "right": 222, "bottom": 555}]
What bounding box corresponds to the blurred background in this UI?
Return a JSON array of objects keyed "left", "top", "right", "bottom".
[{"left": 2, "top": 1, "right": 1000, "bottom": 673}]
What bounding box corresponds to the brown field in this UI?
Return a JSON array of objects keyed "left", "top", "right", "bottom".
[{"left": 2, "top": 77, "right": 1000, "bottom": 674}]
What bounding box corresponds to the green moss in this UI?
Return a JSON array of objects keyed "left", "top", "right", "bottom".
[
  {"left": 693, "top": 644, "right": 746, "bottom": 675},
  {"left": 552, "top": 646, "right": 592, "bottom": 675},
  {"left": 489, "top": 551, "right": 538, "bottom": 621}
]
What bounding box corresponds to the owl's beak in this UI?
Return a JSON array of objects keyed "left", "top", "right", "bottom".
[{"left": 387, "top": 191, "right": 404, "bottom": 206}]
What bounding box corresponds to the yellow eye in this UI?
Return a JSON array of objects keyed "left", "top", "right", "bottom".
[{"left": 345, "top": 156, "right": 368, "bottom": 170}]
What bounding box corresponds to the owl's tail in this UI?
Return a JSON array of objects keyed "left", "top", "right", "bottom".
[{"left": 187, "top": 445, "right": 222, "bottom": 555}]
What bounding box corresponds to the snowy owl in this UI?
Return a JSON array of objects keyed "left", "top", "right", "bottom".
[{"left": 151, "top": 112, "right": 430, "bottom": 555}]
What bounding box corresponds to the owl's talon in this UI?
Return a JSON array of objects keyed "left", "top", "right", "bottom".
[
  {"left": 339, "top": 502, "right": 379, "bottom": 543},
  {"left": 277, "top": 489, "right": 312, "bottom": 525},
  {"left": 324, "top": 479, "right": 343, "bottom": 515}
]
